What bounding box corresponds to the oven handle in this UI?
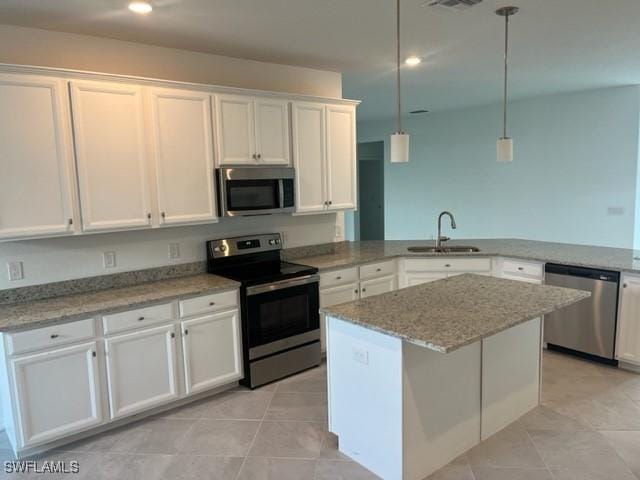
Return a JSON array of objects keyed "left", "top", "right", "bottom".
[{"left": 246, "top": 274, "right": 319, "bottom": 296}]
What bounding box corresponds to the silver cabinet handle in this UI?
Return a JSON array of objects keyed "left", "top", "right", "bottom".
[
  {"left": 354, "top": 289, "right": 359, "bottom": 294},
  {"left": 362, "top": 288, "right": 367, "bottom": 292},
  {"left": 518, "top": 267, "right": 524, "bottom": 271},
  {"left": 161, "top": 212, "right": 166, "bottom": 219},
  {"left": 445, "top": 264, "right": 451, "bottom": 268},
  {"left": 376, "top": 268, "right": 382, "bottom": 272},
  {"left": 623, "top": 283, "right": 628, "bottom": 288},
  {"left": 209, "top": 302, "right": 216, "bottom": 306},
  {"left": 171, "top": 332, "right": 175, "bottom": 339},
  {"left": 257, "top": 154, "right": 262, "bottom": 159},
  {"left": 336, "top": 276, "right": 342, "bottom": 280},
  {"left": 138, "top": 316, "right": 145, "bottom": 321},
  {"left": 252, "top": 154, "right": 257, "bottom": 160},
  {"left": 147, "top": 213, "right": 152, "bottom": 220},
  {"left": 184, "top": 329, "right": 189, "bottom": 335},
  {"left": 68, "top": 218, "right": 73, "bottom": 226},
  {"left": 50, "top": 334, "right": 59, "bottom": 339}
]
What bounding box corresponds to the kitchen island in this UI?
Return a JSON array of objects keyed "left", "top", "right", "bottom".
[{"left": 321, "top": 274, "right": 589, "bottom": 480}]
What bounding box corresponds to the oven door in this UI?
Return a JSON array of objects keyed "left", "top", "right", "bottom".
[
  {"left": 217, "top": 168, "right": 295, "bottom": 216},
  {"left": 245, "top": 275, "right": 320, "bottom": 359}
]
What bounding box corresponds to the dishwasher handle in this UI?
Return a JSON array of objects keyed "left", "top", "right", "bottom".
[{"left": 545, "top": 263, "right": 620, "bottom": 283}]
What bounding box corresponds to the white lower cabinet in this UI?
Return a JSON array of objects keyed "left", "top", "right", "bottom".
[
  {"left": 360, "top": 275, "right": 397, "bottom": 299},
  {"left": 319, "top": 283, "right": 359, "bottom": 352},
  {"left": 104, "top": 324, "right": 179, "bottom": 419},
  {"left": 399, "top": 257, "right": 492, "bottom": 288},
  {"left": 181, "top": 310, "right": 243, "bottom": 395},
  {"left": 10, "top": 342, "right": 102, "bottom": 448},
  {"left": 403, "top": 272, "right": 448, "bottom": 287},
  {"left": 617, "top": 274, "right": 640, "bottom": 365}
]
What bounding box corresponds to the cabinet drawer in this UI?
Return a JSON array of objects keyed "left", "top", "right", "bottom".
[
  {"left": 403, "top": 257, "right": 491, "bottom": 273},
  {"left": 359, "top": 260, "right": 396, "bottom": 281},
  {"left": 179, "top": 290, "right": 238, "bottom": 318},
  {"left": 6, "top": 318, "right": 96, "bottom": 356},
  {"left": 103, "top": 303, "right": 174, "bottom": 335},
  {"left": 501, "top": 259, "right": 543, "bottom": 280},
  {"left": 320, "top": 267, "right": 358, "bottom": 288}
]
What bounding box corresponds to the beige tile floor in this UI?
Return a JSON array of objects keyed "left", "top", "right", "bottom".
[{"left": 0, "top": 350, "right": 639, "bottom": 479}]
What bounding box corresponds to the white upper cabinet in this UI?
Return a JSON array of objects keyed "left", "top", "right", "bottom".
[
  {"left": 254, "top": 98, "right": 290, "bottom": 165},
  {"left": 326, "top": 104, "right": 357, "bottom": 210},
  {"left": 292, "top": 102, "right": 327, "bottom": 213},
  {"left": 215, "top": 94, "right": 255, "bottom": 165},
  {"left": 0, "top": 73, "right": 77, "bottom": 240},
  {"left": 215, "top": 94, "right": 291, "bottom": 166},
  {"left": 292, "top": 102, "right": 357, "bottom": 214},
  {"left": 70, "top": 80, "right": 152, "bottom": 232},
  {"left": 148, "top": 87, "right": 217, "bottom": 226}
]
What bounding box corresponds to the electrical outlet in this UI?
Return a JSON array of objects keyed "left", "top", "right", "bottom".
[
  {"left": 7, "top": 261, "right": 24, "bottom": 281},
  {"left": 608, "top": 207, "right": 625, "bottom": 216},
  {"left": 103, "top": 251, "right": 117, "bottom": 269},
  {"left": 168, "top": 243, "right": 180, "bottom": 260},
  {"left": 352, "top": 346, "right": 369, "bottom": 365}
]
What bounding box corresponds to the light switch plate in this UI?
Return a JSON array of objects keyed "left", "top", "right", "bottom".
[
  {"left": 7, "top": 261, "right": 24, "bottom": 281},
  {"left": 168, "top": 243, "right": 180, "bottom": 260},
  {"left": 352, "top": 346, "right": 369, "bottom": 365},
  {"left": 103, "top": 252, "right": 117, "bottom": 269}
]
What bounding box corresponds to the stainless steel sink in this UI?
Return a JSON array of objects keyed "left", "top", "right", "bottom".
[{"left": 407, "top": 246, "right": 481, "bottom": 253}]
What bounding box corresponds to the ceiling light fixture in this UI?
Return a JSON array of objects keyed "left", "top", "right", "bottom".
[
  {"left": 495, "top": 6, "right": 518, "bottom": 163},
  {"left": 390, "top": 0, "right": 409, "bottom": 163},
  {"left": 405, "top": 56, "right": 422, "bottom": 67},
  {"left": 128, "top": 1, "right": 153, "bottom": 14}
]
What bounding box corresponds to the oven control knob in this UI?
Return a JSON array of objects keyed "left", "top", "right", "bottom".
[
  {"left": 269, "top": 239, "right": 280, "bottom": 245},
  {"left": 219, "top": 245, "right": 227, "bottom": 252}
]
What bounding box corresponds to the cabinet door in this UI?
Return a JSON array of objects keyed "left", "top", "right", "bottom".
[
  {"left": 292, "top": 102, "right": 327, "bottom": 213},
  {"left": 319, "top": 283, "right": 359, "bottom": 352},
  {"left": 148, "top": 88, "right": 217, "bottom": 226},
  {"left": 326, "top": 104, "right": 357, "bottom": 210},
  {"left": 617, "top": 276, "right": 640, "bottom": 364},
  {"left": 254, "top": 98, "right": 290, "bottom": 165},
  {"left": 360, "top": 275, "right": 397, "bottom": 299},
  {"left": 70, "top": 80, "right": 152, "bottom": 231},
  {"left": 401, "top": 272, "right": 447, "bottom": 288},
  {"left": 0, "top": 74, "right": 77, "bottom": 240},
  {"left": 105, "top": 324, "right": 179, "bottom": 419},
  {"left": 181, "top": 310, "right": 243, "bottom": 395},
  {"left": 215, "top": 94, "right": 255, "bottom": 165},
  {"left": 10, "top": 342, "right": 102, "bottom": 448}
]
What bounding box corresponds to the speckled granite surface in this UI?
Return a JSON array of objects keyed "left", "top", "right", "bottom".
[
  {"left": 0, "top": 274, "right": 238, "bottom": 332},
  {"left": 284, "top": 238, "right": 640, "bottom": 273},
  {"left": 321, "top": 273, "right": 590, "bottom": 354}
]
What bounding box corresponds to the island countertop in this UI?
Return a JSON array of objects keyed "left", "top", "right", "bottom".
[{"left": 320, "top": 273, "right": 589, "bottom": 353}]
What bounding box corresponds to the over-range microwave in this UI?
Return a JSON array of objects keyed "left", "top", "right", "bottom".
[{"left": 216, "top": 167, "right": 295, "bottom": 217}]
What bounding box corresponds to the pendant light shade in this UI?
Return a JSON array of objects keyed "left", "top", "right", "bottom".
[
  {"left": 391, "top": 133, "right": 410, "bottom": 163},
  {"left": 497, "top": 137, "right": 513, "bottom": 163},
  {"left": 390, "top": 0, "right": 409, "bottom": 163},
  {"left": 496, "top": 6, "right": 519, "bottom": 163}
]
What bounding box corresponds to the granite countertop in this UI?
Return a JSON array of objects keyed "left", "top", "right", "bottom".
[
  {"left": 284, "top": 238, "right": 640, "bottom": 274},
  {"left": 320, "top": 273, "right": 590, "bottom": 354},
  {"left": 0, "top": 274, "right": 239, "bottom": 332}
]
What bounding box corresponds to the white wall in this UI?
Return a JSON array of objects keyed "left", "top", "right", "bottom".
[
  {"left": 0, "top": 25, "right": 344, "bottom": 289},
  {"left": 0, "top": 25, "right": 342, "bottom": 98},
  {"left": 354, "top": 86, "right": 640, "bottom": 249}
]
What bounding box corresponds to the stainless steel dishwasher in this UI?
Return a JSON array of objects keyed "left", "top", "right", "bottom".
[{"left": 544, "top": 263, "right": 620, "bottom": 364}]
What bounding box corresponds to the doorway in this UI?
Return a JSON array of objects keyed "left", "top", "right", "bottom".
[{"left": 354, "top": 141, "right": 385, "bottom": 240}]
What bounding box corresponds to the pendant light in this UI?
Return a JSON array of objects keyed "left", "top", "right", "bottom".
[
  {"left": 495, "top": 6, "right": 519, "bottom": 163},
  {"left": 390, "top": 0, "right": 409, "bottom": 163}
]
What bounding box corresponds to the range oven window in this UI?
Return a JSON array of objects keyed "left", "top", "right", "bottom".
[
  {"left": 227, "top": 179, "right": 279, "bottom": 211},
  {"left": 246, "top": 282, "right": 319, "bottom": 349}
]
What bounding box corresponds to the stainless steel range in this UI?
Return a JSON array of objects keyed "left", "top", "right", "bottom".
[{"left": 207, "top": 233, "right": 321, "bottom": 389}]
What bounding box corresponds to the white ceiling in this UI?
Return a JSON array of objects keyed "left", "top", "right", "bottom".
[{"left": 1, "top": 0, "right": 640, "bottom": 120}]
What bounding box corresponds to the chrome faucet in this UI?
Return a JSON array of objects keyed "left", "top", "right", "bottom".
[{"left": 436, "top": 211, "right": 457, "bottom": 250}]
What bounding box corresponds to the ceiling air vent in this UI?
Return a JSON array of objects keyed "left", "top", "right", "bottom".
[{"left": 424, "top": 0, "right": 483, "bottom": 11}]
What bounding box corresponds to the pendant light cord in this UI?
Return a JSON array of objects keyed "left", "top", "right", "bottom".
[
  {"left": 396, "top": 0, "right": 402, "bottom": 134},
  {"left": 502, "top": 12, "right": 509, "bottom": 139}
]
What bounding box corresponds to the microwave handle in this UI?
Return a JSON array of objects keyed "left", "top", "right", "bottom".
[{"left": 278, "top": 179, "right": 285, "bottom": 208}]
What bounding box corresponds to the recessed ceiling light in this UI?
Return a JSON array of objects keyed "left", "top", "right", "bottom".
[
  {"left": 405, "top": 56, "right": 421, "bottom": 66},
  {"left": 128, "top": 1, "right": 153, "bottom": 14}
]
